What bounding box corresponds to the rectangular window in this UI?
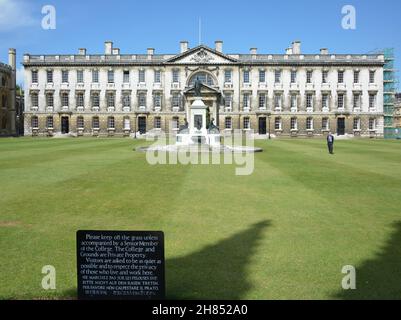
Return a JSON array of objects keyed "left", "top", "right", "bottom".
[
  {"left": 47, "top": 70, "right": 53, "bottom": 83},
  {"left": 107, "top": 93, "right": 115, "bottom": 108},
  {"left": 139, "top": 70, "right": 145, "bottom": 83},
  {"left": 243, "top": 93, "right": 250, "bottom": 109},
  {"left": 224, "top": 94, "right": 232, "bottom": 110},
  {"left": 77, "top": 117, "right": 84, "bottom": 129},
  {"left": 290, "top": 117, "right": 297, "bottom": 130},
  {"left": 259, "top": 70, "right": 265, "bottom": 83},
  {"left": 306, "top": 117, "right": 313, "bottom": 130},
  {"left": 274, "top": 117, "right": 281, "bottom": 130},
  {"left": 322, "top": 70, "right": 328, "bottom": 83},
  {"left": 353, "top": 94, "right": 360, "bottom": 109},
  {"left": 124, "top": 118, "right": 131, "bottom": 130},
  {"left": 172, "top": 117, "right": 179, "bottom": 129},
  {"left": 353, "top": 118, "right": 360, "bottom": 130},
  {"left": 306, "top": 70, "right": 313, "bottom": 83},
  {"left": 225, "top": 117, "right": 232, "bottom": 129},
  {"left": 154, "top": 70, "right": 161, "bottom": 83},
  {"left": 258, "top": 94, "right": 266, "bottom": 109},
  {"left": 291, "top": 95, "right": 297, "bottom": 110},
  {"left": 77, "top": 70, "right": 84, "bottom": 83},
  {"left": 172, "top": 70, "right": 179, "bottom": 83},
  {"left": 61, "top": 93, "right": 69, "bottom": 107},
  {"left": 32, "top": 70, "right": 38, "bottom": 83},
  {"left": 123, "top": 70, "right": 130, "bottom": 83},
  {"left": 338, "top": 94, "right": 344, "bottom": 109},
  {"left": 291, "top": 70, "right": 297, "bottom": 83},
  {"left": 243, "top": 70, "right": 250, "bottom": 83},
  {"left": 62, "top": 70, "right": 69, "bottom": 83},
  {"left": 369, "top": 118, "right": 375, "bottom": 130},
  {"left": 243, "top": 117, "right": 250, "bottom": 129},
  {"left": 172, "top": 94, "right": 180, "bottom": 108},
  {"left": 31, "top": 93, "right": 39, "bottom": 107},
  {"left": 47, "top": 116, "right": 53, "bottom": 128},
  {"left": 275, "top": 70, "right": 281, "bottom": 83},
  {"left": 77, "top": 93, "right": 84, "bottom": 107},
  {"left": 92, "top": 117, "right": 100, "bottom": 129},
  {"left": 306, "top": 93, "right": 313, "bottom": 110},
  {"left": 31, "top": 116, "right": 38, "bottom": 128},
  {"left": 107, "top": 70, "right": 114, "bottom": 83},
  {"left": 322, "top": 94, "right": 329, "bottom": 110},
  {"left": 338, "top": 71, "right": 344, "bottom": 83},
  {"left": 123, "top": 94, "right": 131, "bottom": 108},
  {"left": 154, "top": 117, "right": 161, "bottom": 129},
  {"left": 139, "top": 93, "right": 146, "bottom": 108},
  {"left": 108, "top": 117, "right": 115, "bottom": 129},
  {"left": 322, "top": 118, "right": 329, "bottom": 130},
  {"left": 92, "top": 93, "right": 99, "bottom": 108},
  {"left": 369, "top": 94, "right": 376, "bottom": 109},
  {"left": 224, "top": 70, "right": 232, "bottom": 83},
  {"left": 354, "top": 71, "right": 360, "bottom": 83},
  {"left": 369, "top": 70, "right": 375, "bottom": 84},
  {"left": 154, "top": 94, "right": 161, "bottom": 109},
  {"left": 46, "top": 93, "right": 54, "bottom": 108},
  {"left": 274, "top": 94, "right": 281, "bottom": 110},
  {"left": 92, "top": 70, "right": 99, "bottom": 83}
]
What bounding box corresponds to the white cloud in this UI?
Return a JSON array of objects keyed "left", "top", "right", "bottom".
[{"left": 0, "top": 0, "right": 37, "bottom": 32}]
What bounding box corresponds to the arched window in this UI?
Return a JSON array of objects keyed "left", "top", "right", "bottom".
[{"left": 188, "top": 72, "right": 215, "bottom": 86}]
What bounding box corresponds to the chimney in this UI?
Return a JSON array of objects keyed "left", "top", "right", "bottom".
[
  {"left": 215, "top": 40, "right": 223, "bottom": 53},
  {"left": 250, "top": 48, "right": 257, "bottom": 55},
  {"left": 292, "top": 41, "right": 301, "bottom": 54},
  {"left": 105, "top": 41, "right": 113, "bottom": 55},
  {"left": 180, "top": 41, "right": 188, "bottom": 53},
  {"left": 78, "top": 48, "right": 86, "bottom": 55},
  {"left": 285, "top": 47, "right": 293, "bottom": 55},
  {"left": 147, "top": 48, "right": 154, "bottom": 55},
  {"left": 320, "top": 48, "right": 329, "bottom": 55},
  {"left": 112, "top": 48, "right": 120, "bottom": 55}
]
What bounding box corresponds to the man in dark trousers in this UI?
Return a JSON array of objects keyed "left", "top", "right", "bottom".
[{"left": 327, "top": 132, "right": 335, "bottom": 154}]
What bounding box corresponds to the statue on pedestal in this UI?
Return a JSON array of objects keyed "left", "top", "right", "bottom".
[{"left": 194, "top": 77, "right": 202, "bottom": 97}]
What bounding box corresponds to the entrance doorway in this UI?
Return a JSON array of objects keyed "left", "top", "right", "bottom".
[
  {"left": 138, "top": 116, "right": 146, "bottom": 134},
  {"left": 337, "top": 118, "right": 345, "bottom": 136},
  {"left": 258, "top": 117, "right": 267, "bottom": 134},
  {"left": 61, "top": 116, "right": 69, "bottom": 134}
]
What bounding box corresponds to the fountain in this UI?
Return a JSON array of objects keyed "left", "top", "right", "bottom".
[{"left": 136, "top": 80, "right": 262, "bottom": 154}]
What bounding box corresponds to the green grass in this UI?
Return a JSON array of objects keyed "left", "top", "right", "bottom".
[{"left": 0, "top": 137, "right": 401, "bottom": 300}]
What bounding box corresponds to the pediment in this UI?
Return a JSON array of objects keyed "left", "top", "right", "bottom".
[{"left": 166, "top": 45, "right": 238, "bottom": 64}]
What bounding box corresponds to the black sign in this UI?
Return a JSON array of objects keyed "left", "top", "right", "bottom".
[{"left": 76, "top": 230, "right": 165, "bottom": 300}]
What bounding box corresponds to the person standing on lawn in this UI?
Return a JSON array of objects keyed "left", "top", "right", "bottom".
[{"left": 327, "top": 132, "right": 335, "bottom": 154}]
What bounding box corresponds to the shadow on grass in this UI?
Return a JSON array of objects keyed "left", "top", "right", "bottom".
[
  {"left": 166, "top": 220, "right": 271, "bottom": 299},
  {"left": 333, "top": 221, "right": 401, "bottom": 300},
  {"left": 58, "top": 220, "right": 270, "bottom": 300}
]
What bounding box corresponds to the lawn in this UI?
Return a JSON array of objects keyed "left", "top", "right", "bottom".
[{"left": 0, "top": 137, "right": 400, "bottom": 299}]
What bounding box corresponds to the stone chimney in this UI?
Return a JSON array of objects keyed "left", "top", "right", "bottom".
[
  {"left": 112, "top": 48, "right": 120, "bottom": 55},
  {"left": 105, "top": 41, "right": 113, "bottom": 55},
  {"left": 250, "top": 48, "right": 257, "bottom": 55},
  {"left": 292, "top": 41, "right": 301, "bottom": 54},
  {"left": 147, "top": 48, "right": 154, "bottom": 55},
  {"left": 215, "top": 40, "right": 223, "bottom": 53},
  {"left": 180, "top": 41, "right": 188, "bottom": 53},
  {"left": 78, "top": 48, "right": 86, "bottom": 55},
  {"left": 285, "top": 47, "right": 293, "bottom": 55},
  {"left": 320, "top": 48, "right": 329, "bottom": 55}
]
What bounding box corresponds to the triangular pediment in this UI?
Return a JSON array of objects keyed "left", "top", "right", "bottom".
[{"left": 166, "top": 45, "right": 238, "bottom": 64}]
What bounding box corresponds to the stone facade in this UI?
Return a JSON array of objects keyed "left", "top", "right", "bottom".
[
  {"left": 0, "top": 49, "right": 17, "bottom": 136},
  {"left": 23, "top": 40, "right": 385, "bottom": 138}
]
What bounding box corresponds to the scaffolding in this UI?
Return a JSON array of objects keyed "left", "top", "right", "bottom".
[{"left": 382, "top": 48, "right": 400, "bottom": 139}]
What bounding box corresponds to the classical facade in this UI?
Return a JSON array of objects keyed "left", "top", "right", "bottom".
[
  {"left": 0, "top": 49, "right": 17, "bottom": 136},
  {"left": 23, "top": 40, "right": 385, "bottom": 137}
]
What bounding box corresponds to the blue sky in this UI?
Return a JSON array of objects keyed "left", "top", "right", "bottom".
[{"left": 0, "top": 0, "right": 400, "bottom": 89}]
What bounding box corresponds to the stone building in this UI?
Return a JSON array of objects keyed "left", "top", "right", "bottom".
[
  {"left": 22, "top": 40, "right": 385, "bottom": 137},
  {"left": 0, "top": 49, "right": 17, "bottom": 136}
]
